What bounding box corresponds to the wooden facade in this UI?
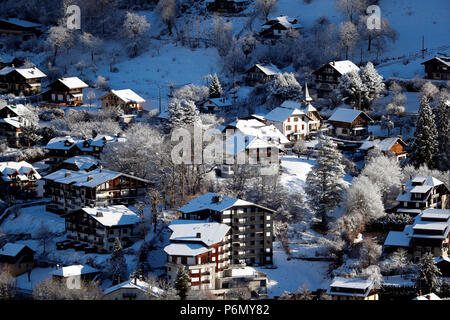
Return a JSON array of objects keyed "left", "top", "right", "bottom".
[
  {"left": 0, "top": 68, "right": 46, "bottom": 96},
  {"left": 42, "top": 78, "right": 88, "bottom": 107},
  {"left": 421, "top": 56, "right": 450, "bottom": 80},
  {"left": 0, "top": 244, "right": 35, "bottom": 277}
]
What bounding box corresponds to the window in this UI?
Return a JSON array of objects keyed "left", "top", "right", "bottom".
[
  {"left": 286, "top": 125, "right": 291, "bottom": 130},
  {"left": 294, "top": 117, "right": 298, "bottom": 122}
]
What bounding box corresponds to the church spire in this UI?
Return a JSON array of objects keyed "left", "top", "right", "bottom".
[{"left": 304, "top": 82, "right": 313, "bottom": 103}]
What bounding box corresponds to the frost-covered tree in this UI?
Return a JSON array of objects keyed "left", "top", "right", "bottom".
[
  {"left": 415, "top": 252, "right": 442, "bottom": 294},
  {"left": 122, "top": 12, "right": 150, "bottom": 57},
  {"left": 419, "top": 82, "right": 439, "bottom": 103},
  {"left": 109, "top": 238, "right": 128, "bottom": 285},
  {"left": 359, "top": 237, "right": 382, "bottom": 268},
  {"left": 254, "top": 0, "right": 278, "bottom": 21},
  {"left": 167, "top": 98, "right": 201, "bottom": 129},
  {"left": 157, "top": 0, "right": 176, "bottom": 35},
  {"left": 336, "top": 70, "right": 364, "bottom": 108},
  {"left": 79, "top": 32, "right": 103, "bottom": 62},
  {"left": 267, "top": 72, "right": 302, "bottom": 104},
  {"left": 386, "top": 92, "right": 406, "bottom": 116},
  {"left": 305, "top": 135, "right": 346, "bottom": 228},
  {"left": 408, "top": 96, "right": 438, "bottom": 169},
  {"left": 334, "top": 0, "right": 368, "bottom": 23},
  {"left": 0, "top": 271, "right": 15, "bottom": 300},
  {"left": 47, "top": 25, "right": 74, "bottom": 65},
  {"left": 209, "top": 74, "right": 223, "bottom": 98},
  {"left": 222, "top": 43, "right": 247, "bottom": 77},
  {"left": 32, "top": 277, "right": 102, "bottom": 300},
  {"left": 175, "top": 266, "right": 190, "bottom": 300},
  {"left": 213, "top": 16, "right": 233, "bottom": 57},
  {"left": 173, "top": 84, "right": 209, "bottom": 106},
  {"left": 361, "top": 154, "right": 402, "bottom": 206},
  {"left": 359, "top": 62, "right": 385, "bottom": 108},
  {"left": 85, "top": 90, "right": 96, "bottom": 113},
  {"left": 339, "top": 21, "right": 359, "bottom": 60},
  {"left": 381, "top": 249, "right": 411, "bottom": 275},
  {"left": 346, "top": 175, "right": 385, "bottom": 222},
  {"left": 358, "top": 15, "right": 397, "bottom": 52},
  {"left": 434, "top": 89, "right": 450, "bottom": 170}
]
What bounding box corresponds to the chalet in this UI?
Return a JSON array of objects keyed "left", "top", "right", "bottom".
[
  {"left": 421, "top": 56, "right": 450, "bottom": 80},
  {"left": 50, "top": 264, "right": 101, "bottom": 290},
  {"left": 396, "top": 176, "right": 449, "bottom": 216},
  {"left": 358, "top": 136, "right": 408, "bottom": 161},
  {"left": 164, "top": 220, "right": 231, "bottom": 291},
  {"left": 0, "top": 161, "right": 41, "bottom": 199},
  {"left": 245, "top": 63, "right": 281, "bottom": 86},
  {"left": 220, "top": 132, "right": 282, "bottom": 176},
  {"left": 0, "top": 18, "right": 43, "bottom": 39},
  {"left": 0, "top": 243, "right": 35, "bottom": 277},
  {"left": 259, "top": 15, "right": 301, "bottom": 39},
  {"left": 206, "top": 0, "right": 250, "bottom": 13},
  {"left": 58, "top": 156, "right": 100, "bottom": 172},
  {"left": 327, "top": 277, "right": 378, "bottom": 300},
  {"left": 178, "top": 193, "right": 275, "bottom": 266},
  {"left": 264, "top": 107, "right": 314, "bottom": 141},
  {"left": 0, "top": 66, "right": 46, "bottom": 96},
  {"left": 413, "top": 293, "right": 441, "bottom": 300},
  {"left": 202, "top": 97, "right": 233, "bottom": 113},
  {"left": 312, "top": 60, "right": 360, "bottom": 97},
  {"left": 435, "top": 256, "right": 450, "bottom": 277},
  {"left": 99, "top": 89, "right": 146, "bottom": 117},
  {"left": 384, "top": 209, "right": 450, "bottom": 263},
  {"left": 43, "top": 168, "right": 150, "bottom": 214},
  {"left": 328, "top": 108, "right": 373, "bottom": 139},
  {"left": 0, "top": 104, "right": 31, "bottom": 119},
  {"left": 103, "top": 278, "right": 163, "bottom": 300},
  {"left": 0, "top": 104, "right": 35, "bottom": 147},
  {"left": 222, "top": 118, "right": 288, "bottom": 147},
  {"left": 44, "top": 134, "right": 123, "bottom": 170},
  {"left": 65, "top": 205, "right": 140, "bottom": 253},
  {"left": 42, "top": 77, "right": 89, "bottom": 107}
]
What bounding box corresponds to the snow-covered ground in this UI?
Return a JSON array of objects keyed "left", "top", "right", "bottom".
[{"left": 256, "top": 240, "right": 330, "bottom": 297}]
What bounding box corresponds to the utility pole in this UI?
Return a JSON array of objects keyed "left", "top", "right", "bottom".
[
  {"left": 421, "top": 35, "right": 426, "bottom": 59},
  {"left": 158, "top": 85, "right": 162, "bottom": 114}
]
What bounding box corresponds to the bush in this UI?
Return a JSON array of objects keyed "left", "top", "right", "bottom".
[{"left": 366, "top": 213, "right": 414, "bottom": 232}]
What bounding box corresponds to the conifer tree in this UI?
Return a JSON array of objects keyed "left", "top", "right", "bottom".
[
  {"left": 209, "top": 73, "right": 223, "bottom": 98},
  {"left": 408, "top": 96, "right": 438, "bottom": 169},
  {"left": 415, "top": 252, "right": 442, "bottom": 294},
  {"left": 434, "top": 90, "right": 450, "bottom": 170},
  {"left": 167, "top": 98, "right": 201, "bottom": 130},
  {"left": 110, "top": 237, "right": 128, "bottom": 285},
  {"left": 305, "top": 135, "right": 346, "bottom": 229},
  {"left": 174, "top": 266, "right": 190, "bottom": 300}
]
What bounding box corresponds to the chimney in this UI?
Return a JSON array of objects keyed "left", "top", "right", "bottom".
[
  {"left": 196, "top": 232, "right": 201, "bottom": 238},
  {"left": 65, "top": 172, "right": 71, "bottom": 177},
  {"left": 134, "top": 277, "right": 137, "bottom": 284},
  {"left": 402, "top": 184, "right": 406, "bottom": 194},
  {"left": 427, "top": 294, "right": 431, "bottom": 300},
  {"left": 96, "top": 210, "right": 103, "bottom": 217},
  {"left": 332, "top": 61, "right": 335, "bottom": 66},
  {"left": 87, "top": 176, "right": 93, "bottom": 181},
  {"left": 56, "top": 264, "right": 61, "bottom": 270}
]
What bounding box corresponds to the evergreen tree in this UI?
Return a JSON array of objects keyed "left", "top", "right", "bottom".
[
  {"left": 434, "top": 90, "right": 450, "bottom": 170},
  {"left": 415, "top": 252, "right": 442, "bottom": 294},
  {"left": 167, "top": 98, "right": 201, "bottom": 130},
  {"left": 305, "top": 135, "right": 346, "bottom": 229},
  {"left": 110, "top": 238, "right": 128, "bottom": 285},
  {"left": 359, "top": 62, "right": 385, "bottom": 108},
  {"left": 208, "top": 73, "right": 223, "bottom": 98},
  {"left": 336, "top": 70, "right": 364, "bottom": 108},
  {"left": 408, "top": 96, "right": 438, "bottom": 169},
  {"left": 174, "top": 266, "right": 190, "bottom": 300}
]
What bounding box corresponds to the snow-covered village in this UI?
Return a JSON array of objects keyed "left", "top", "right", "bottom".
[{"left": 0, "top": 0, "right": 449, "bottom": 307}]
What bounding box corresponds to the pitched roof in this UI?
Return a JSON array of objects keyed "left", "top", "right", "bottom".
[
  {"left": 50, "top": 265, "right": 100, "bottom": 277},
  {"left": 62, "top": 156, "right": 100, "bottom": 171},
  {"left": 330, "top": 60, "right": 360, "bottom": 75},
  {"left": 327, "top": 277, "right": 375, "bottom": 297},
  {"left": 81, "top": 205, "right": 140, "bottom": 227},
  {"left": 168, "top": 220, "right": 230, "bottom": 247},
  {"left": 0, "top": 161, "right": 41, "bottom": 182},
  {"left": 248, "top": 63, "right": 281, "bottom": 76},
  {"left": 359, "top": 137, "right": 406, "bottom": 152},
  {"left": 0, "top": 66, "right": 46, "bottom": 79},
  {"left": 413, "top": 293, "right": 441, "bottom": 300},
  {"left": 228, "top": 119, "right": 289, "bottom": 145},
  {"left": 164, "top": 242, "right": 211, "bottom": 256},
  {"left": 178, "top": 192, "right": 274, "bottom": 214},
  {"left": 0, "top": 104, "right": 31, "bottom": 117},
  {"left": 102, "top": 89, "right": 146, "bottom": 103},
  {"left": 103, "top": 278, "right": 163, "bottom": 296},
  {"left": 264, "top": 106, "right": 306, "bottom": 122},
  {"left": 328, "top": 108, "right": 372, "bottom": 123},
  {"left": 55, "top": 77, "right": 88, "bottom": 89},
  {"left": 383, "top": 226, "right": 412, "bottom": 247},
  {"left": 0, "top": 243, "right": 34, "bottom": 257},
  {"left": 0, "top": 18, "right": 42, "bottom": 28},
  {"left": 396, "top": 176, "right": 445, "bottom": 202},
  {"left": 208, "top": 97, "right": 233, "bottom": 107},
  {"left": 421, "top": 56, "right": 450, "bottom": 66}
]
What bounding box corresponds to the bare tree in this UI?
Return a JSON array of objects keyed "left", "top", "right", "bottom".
[
  {"left": 254, "top": 0, "right": 278, "bottom": 22},
  {"left": 122, "top": 12, "right": 151, "bottom": 57},
  {"left": 334, "top": 0, "right": 368, "bottom": 23},
  {"left": 47, "top": 25, "right": 74, "bottom": 66},
  {"left": 339, "top": 21, "right": 359, "bottom": 59},
  {"left": 0, "top": 271, "right": 15, "bottom": 300},
  {"left": 157, "top": 0, "right": 176, "bottom": 35}
]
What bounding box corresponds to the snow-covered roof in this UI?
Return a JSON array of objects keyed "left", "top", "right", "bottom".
[
  {"left": 396, "top": 176, "right": 445, "bottom": 202},
  {"left": 105, "top": 89, "right": 146, "bottom": 103},
  {"left": 229, "top": 119, "right": 289, "bottom": 145},
  {"left": 329, "top": 60, "right": 360, "bottom": 75},
  {"left": 328, "top": 108, "right": 371, "bottom": 123},
  {"left": 229, "top": 266, "right": 259, "bottom": 278},
  {"left": 263, "top": 15, "right": 301, "bottom": 29},
  {"left": 250, "top": 63, "right": 281, "bottom": 76},
  {"left": 0, "top": 18, "right": 41, "bottom": 28},
  {"left": 0, "top": 161, "right": 41, "bottom": 182},
  {"left": 359, "top": 137, "right": 405, "bottom": 152},
  {"left": 164, "top": 242, "right": 210, "bottom": 256},
  {"left": 0, "top": 243, "right": 34, "bottom": 257},
  {"left": 56, "top": 77, "right": 88, "bottom": 89},
  {"left": 208, "top": 97, "right": 232, "bottom": 107},
  {"left": 103, "top": 278, "right": 163, "bottom": 296},
  {"left": 81, "top": 205, "right": 140, "bottom": 227},
  {"left": 178, "top": 192, "right": 274, "bottom": 214},
  {"left": 0, "top": 104, "right": 30, "bottom": 117},
  {"left": 422, "top": 209, "right": 450, "bottom": 221},
  {"left": 422, "top": 56, "right": 450, "bottom": 67},
  {"left": 44, "top": 168, "right": 148, "bottom": 188},
  {"left": 264, "top": 107, "right": 305, "bottom": 122},
  {"left": 168, "top": 220, "right": 230, "bottom": 247},
  {"left": 0, "top": 66, "right": 46, "bottom": 79},
  {"left": 0, "top": 117, "right": 24, "bottom": 128},
  {"left": 409, "top": 185, "right": 433, "bottom": 194},
  {"left": 50, "top": 265, "right": 100, "bottom": 277},
  {"left": 327, "top": 277, "right": 375, "bottom": 297},
  {"left": 413, "top": 293, "right": 441, "bottom": 300},
  {"left": 62, "top": 156, "right": 99, "bottom": 171},
  {"left": 45, "top": 136, "right": 93, "bottom": 152},
  {"left": 224, "top": 132, "right": 275, "bottom": 155},
  {"left": 383, "top": 226, "right": 412, "bottom": 247}
]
